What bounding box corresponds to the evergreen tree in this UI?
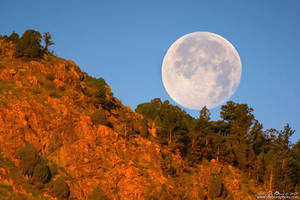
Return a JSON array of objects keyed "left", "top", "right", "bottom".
[
  {"left": 135, "top": 102, "right": 159, "bottom": 120},
  {"left": 199, "top": 106, "right": 210, "bottom": 121},
  {"left": 280, "top": 157, "right": 299, "bottom": 192},
  {"left": 158, "top": 100, "right": 189, "bottom": 148},
  {"left": 15, "top": 30, "right": 43, "bottom": 59},
  {"left": 135, "top": 100, "right": 299, "bottom": 192},
  {"left": 117, "top": 107, "right": 135, "bottom": 139},
  {"left": 220, "top": 102, "right": 256, "bottom": 171},
  {"left": 255, "top": 152, "right": 266, "bottom": 182},
  {"left": 248, "top": 121, "right": 265, "bottom": 155},
  {"left": 188, "top": 107, "right": 212, "bottom": 163},
  {"left": 221, "top": 101, "right": 255, "bottom": 140},
  {"left": 292, "top": 139, "right": 300, "bottom": 164},
  {"left": 280, "top": 123, "right": 295, "bottom": 149},
  {"left": 292, "top": 139, "right": 300, "bottom": 190},
  {"left": 272, "top": 124, "right": 298, "bottom": 192}
]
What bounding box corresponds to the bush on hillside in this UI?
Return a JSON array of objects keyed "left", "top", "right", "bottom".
[
  {"left": 15, "top": 30, "right": 43, "bottom": 59},
  {"left": 84, "top": 75, "right": 117, "bottom": 109},
  {"left": 90, "top": 109, "right": 112, "bottom": 127},
  {"left": 50, "top": 177, "right": 70, "bottom": 200},
  {"left": 15, "top": 144, "right": 40, "bottom": 176},
  {"left": 32, "top": 163, "right": 51, "bottom": 184},
  {"left": 3, "top": 32, "right": 20, "bottom": 43},
  {"left": 88, "top": 186, "right": 110, "bottom": 200}
]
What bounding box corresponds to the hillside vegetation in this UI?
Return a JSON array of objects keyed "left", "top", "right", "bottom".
[{"left": 0, "top": 30, "right": 299, "bottom": 200}]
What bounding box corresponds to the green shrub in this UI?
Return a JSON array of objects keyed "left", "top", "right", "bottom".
[
  {"left": 91, "top": 109, "right": 110, "bottom": 127},
  {"left": 88, "top": 186, "right": 109, "bottom": 200},
  {"left": 51, "top": 177, "right": 70, "bottom": 200},
  {"left": 135, "top": 103, "right": 158, "bottom": 120},
  {"left": 15, "top": 30, "right": 43, "bottom": 59},
  {"left": 84, "top": 75, "right": 115, "bottom": 108},
  {"left": 32, "top": 163, "right": 51, "bottom": 184},
  {"left": 15, "top": 144, "right": 40, "bottom": 176}
]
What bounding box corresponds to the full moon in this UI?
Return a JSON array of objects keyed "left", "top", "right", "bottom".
[{"left": 162, "top": 32, "right": 242, "bottom": 109}]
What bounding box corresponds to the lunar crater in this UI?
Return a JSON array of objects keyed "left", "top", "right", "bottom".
[{"left": 162, "top": 32, "right": 241, "bottom": 109}]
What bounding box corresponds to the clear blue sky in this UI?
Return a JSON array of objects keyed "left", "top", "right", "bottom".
[{"left": 1, "top": 1, "right": 300, "bottom": 143}]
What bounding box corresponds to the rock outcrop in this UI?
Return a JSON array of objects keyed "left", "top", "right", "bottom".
[{"left": 0, "top": 40, "right": 261, "bottom": 200}]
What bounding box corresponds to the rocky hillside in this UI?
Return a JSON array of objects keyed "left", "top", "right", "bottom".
[{"left": 0, "top": 35, "right": 273, "bottom": 200}]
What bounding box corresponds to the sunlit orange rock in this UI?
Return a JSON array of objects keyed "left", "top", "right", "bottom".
[{"left": 0, "top": 42, "right": 263, "bottom": 199}]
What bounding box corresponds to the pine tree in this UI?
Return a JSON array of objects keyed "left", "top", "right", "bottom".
[{"left": 15, "top": 30, "right": 43, "bottom": 59}]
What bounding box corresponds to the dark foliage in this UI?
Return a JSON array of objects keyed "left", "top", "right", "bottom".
[
  {"left": 32, "top": 163, "right": 51, "bottom": 184},
  {"left": 88, "top": 186, "right": 110, "bottom": 200},
  {"left": 91, "top": 109, "right": 112, "bottom": 127},
  {"left": 136, "top": 99, "right": 300, "bottom": 192},
  {"left": 15, "top": 144, "right": 40, "bottom": 176},
  {"left": 136, "top": 98, "right": 191, "bottom": 154},
  {"left": 50, "top": 177, "right": 70, "bottom": 200},
  {"left": 15, "top": 30, "right": 43, "bottom": 59},
  {"left": 83, "top": 74, "right": 121, "bottom": 109}
]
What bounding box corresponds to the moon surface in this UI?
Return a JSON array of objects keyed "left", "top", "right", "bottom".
[{"left": 161, "top": 32, "right": 242, "bottom": 109}]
